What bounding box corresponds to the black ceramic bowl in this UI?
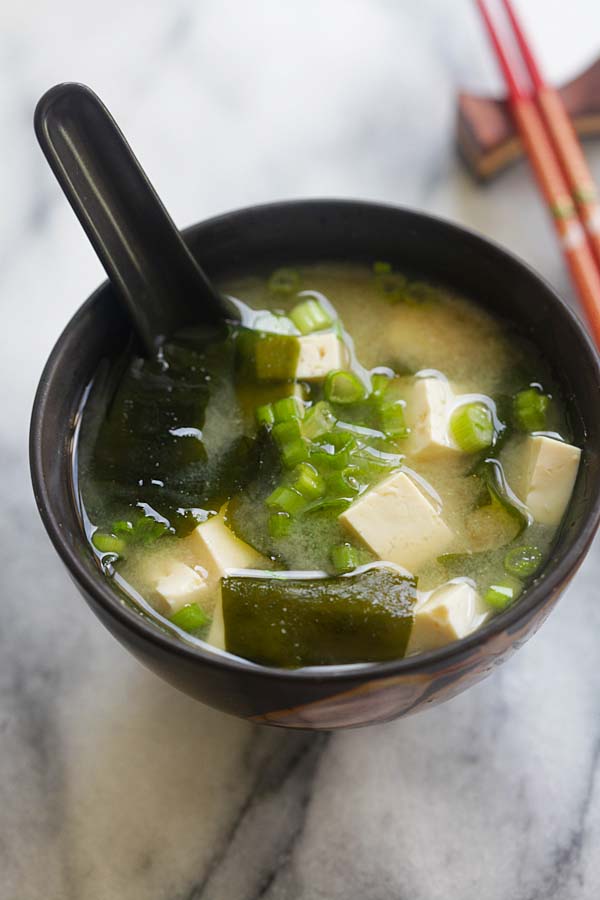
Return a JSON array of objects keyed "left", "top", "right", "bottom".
[{"left": 31, "top": 199, "right": 600, "bottom": 729}]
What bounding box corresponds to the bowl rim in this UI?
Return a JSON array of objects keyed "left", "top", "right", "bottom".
[{"left": 30, "top": 197, "right": 600, "bottom": 684}]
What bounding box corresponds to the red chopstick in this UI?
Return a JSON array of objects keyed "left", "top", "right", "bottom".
[
  {"left": 475, "top": 0, "right": 600, "bottom": 350},
  {"left": 501, "top": 0, "right": 600, "bottom": 270}
]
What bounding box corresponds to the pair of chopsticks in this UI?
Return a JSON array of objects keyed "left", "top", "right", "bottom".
[{"left": 476, "top": 0, "right": 600, "bottom": 349}]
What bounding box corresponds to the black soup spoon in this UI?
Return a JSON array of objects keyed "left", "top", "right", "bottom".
[{"left": 34, "top": 82, "right": 233, "bottom": 355}]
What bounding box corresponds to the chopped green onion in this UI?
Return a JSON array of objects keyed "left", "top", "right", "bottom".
[
  {"left": 370, "top": 372, "right": 392, "bottom": 399},
  {"left": 317, "top": 430, "right": 357, "bottom": 453},
  {"left": 112, "top": 520, "right": 133, "bottom": 537},
  {"left": 268, "top": 267, "right": 301, "bottom": 295},
  {"left": 272, "top": 395, "right": 303, "bottom": 423},
  {"left": 302, "top": 401, "right": 337, "bottom": 440},
  {"left": 170, "top": 602, "right": 210, "bottom": 634},
  {"left": 255, "top": 403, "right": 275, "bottom": 427},
  {"left": 289, "top": 298, "right": 332, "bottom": 334},
  {"left": 92, "top": 532, "right": 126, "bottom": 555},
  {"left": 483, "top": 580, "right": 521, "bottom": 611},
  {"left": 292, "top": 462, "right": 326, "bottom": 499},
  {"left": 504, "top": 545, "right": 543, "bottom": 578},
  {"left": 450, "top": 402, "right": 495, "bottom": 453},
  {"left": 373, "top": 261, "right": 392, "bottom": 275},
  {"left": 280, "top": 438, "right": 310, "bottom": 468},
  {"left": 266, "top": 485, "right": 307, "bottom": 516},
  {"left": 268, "top": 511, "right": 292, "bottom": 538},
  {"left": 379, "top": 401, "right": 408, "bottom": 438},
  {"left": 513, "top": 388, "right": 549, "bottom": 432},
  {"left": 330, "top": 543, "right": 362, "bottom": 573},
  {"left": 325, "top": 468, "right": 360, "bottom": 497},
  {"left": 272, "top": 419, "right": 302, "bottom": 446},
  {"left": 310, "top": 446, "right": 352, "bottom": 472},
  {"left": 324, "top": 370, "right": 367, "bottom": 404}
]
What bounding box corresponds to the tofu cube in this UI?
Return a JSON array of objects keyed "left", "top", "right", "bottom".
[
  {"left": 188, "top": 513, "right": 269, "bottom": 602},
  {"left": 407, "top": 581, "right": 490, "bottom": 655},
  {"left": 516, "top": 435, "right": 581, "bottom": 525},
  {"left": 155, "top": 562, "right": 210, "bottom": 614},
  {"left": 339, "top": 470, "right": 454, "bottom": 573},
  {"left": 295, "top": 333, "right": 346, "bottom": 381},
  {"left": 404, "top": 377, "right": 460, "bottom": 459}
]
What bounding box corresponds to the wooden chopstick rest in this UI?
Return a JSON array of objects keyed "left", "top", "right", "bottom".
[{"left": 457, "top": 56, "right": 600, "bottom": 181}]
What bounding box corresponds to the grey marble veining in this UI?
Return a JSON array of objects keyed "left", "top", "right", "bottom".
[{"left": 2, "top": 1, "right": 600, "bottom": 898}]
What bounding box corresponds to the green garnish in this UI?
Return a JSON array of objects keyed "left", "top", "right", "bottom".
[
  {"left": 513, "top": 387, "right": 550, "bottom": 432},
  {"left": 255, "top": 403, "right": 276, "bottom": 427},
  {"left": 292, "top": 462, "right": 326, "bottom": 499},
  {"left": 302, "top": 401, "right": 337, "bottom": 439},
  {"left": 169, "top": 602, "right": 210, "bottom": 634},
  {"left": 272, "top": 395, "right": 304, "bottom": 423},
  {"left": 450, "top": 402, "right": 495, "bottom": 453},
  {"left": 268, "top": 267, "right": 301, "bottom": 295},
  {"left": 330, "top": 543, "right": 362, "bottom": 573},
  {"left": 324, "top": 370, "right": 367, "bottom": 404},
  {"left": 483, "top": 580, "right": 521, "bottom": 611},
  {"left": 266, "top": 485, "right": 307, "bottom": 516},
  {"left": 290, "top": 298, "right": 332, "bottom": 334},
  {"left": 268, "top": 511, "right": 292, "bottom": 538},
  {"left": 379, "top": 401, "right": 408, "bottom": 438},
  {"left": 504, "top": 545, "right": 543, "bottom": 578},
  {"left": 92, "top": 532, "right": 127, "bottom": 555}
]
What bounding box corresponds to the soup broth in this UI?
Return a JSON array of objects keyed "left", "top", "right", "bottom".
[{"left": 77, "top": 262, "right": 581, "bottom": 667}]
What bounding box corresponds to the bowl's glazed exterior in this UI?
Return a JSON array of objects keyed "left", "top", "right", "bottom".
[{"left": 30, "top": 200, "right": 600, "bottom": 729}]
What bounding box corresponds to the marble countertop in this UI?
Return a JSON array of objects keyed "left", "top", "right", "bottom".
[{"left": 2, "top": 1, "right": 600, "bottom": 897}]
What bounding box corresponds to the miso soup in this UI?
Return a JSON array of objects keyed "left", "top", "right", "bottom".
[{"left": 77, "top": 262, "right": 582, "bottom": 667}]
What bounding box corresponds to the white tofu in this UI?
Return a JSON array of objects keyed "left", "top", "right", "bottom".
[
  {"left": 188, "top": 512, "right": 269, "bottom": 602},
  {"left": 338, "top": 470, "right": 454, "bottom": 573},
  {"left": 516, "top": 435, "right": 581, "bottom": 525},
  {"left": 407, "top": 581, "right": 490, "bottom": 655},
  {"left": 155, "top": 562, "right": 210, "bottom": 614},
  {"left": 404, "top": 377, "right": 460, "bottom": 459},
  {"left": 295, "top": 333, "right": 346, "bottom": 381}
]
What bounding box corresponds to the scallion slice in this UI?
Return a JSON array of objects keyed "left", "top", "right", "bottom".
[
  {"left": 450, "top": 402, "right": 495, "bottom": 453},
  {"left": 292, "top": 462, "right": 326, "bottom": 499},
  {"left": 513, "top": 388, "right": 549, "bottom": 432},
  {"left": 504, "top": 545, "right": 543, "bottom": 578},
  {"left": 272, "top": 395, "right": 304, "bottom": 423},
  {"left": 483, "top": 580, "right": 521, "bottom": 611},
  {"left": 379, "top": 401, "right": 408, "bottom": 438},
  {"left": 302, "top": 401, "right": 337, "bottom": 440},
  {"left": 324, "top": 370, "right": 367, "bottom": 404},
  {"left": 289, "top": 298, "right": 332, "bottom": 334},
  {"left": 255, "top": 403, "right": 275, "bottom": 427},
  {"left": 268, "top": 511, "right": 292, "bottom": 538},
  {"left": 330, "top": 543, "right": 361, "bottom": 573},
  {"left": 268, "top": 267, "right": 301, "bottom": 295},
  {"left": 265, "top": 485, "right": 307, "bottom": 516},
  {"left": 170, "top": 602, "right": 210, "bottom": 634},
  {"left": 92, "top": 532, "right": 126, "bottom": 555}
]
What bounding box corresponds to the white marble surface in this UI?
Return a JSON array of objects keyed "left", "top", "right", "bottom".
[{"left": 2, "top": 1, "right": 600, "bottom": 897}]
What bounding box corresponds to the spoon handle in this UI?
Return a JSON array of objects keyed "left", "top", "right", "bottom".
[{"left": 35, "top": 82, "right": 229, "bottom": 354}]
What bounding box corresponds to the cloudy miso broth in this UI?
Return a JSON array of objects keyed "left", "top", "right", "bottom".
[{"left": 77, "top": 262, "right": 581, "bottom": 667}]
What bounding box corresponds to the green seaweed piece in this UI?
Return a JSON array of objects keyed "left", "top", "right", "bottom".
[{"left": 221, "top": 565, "right": 417, "bottom": 667}]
